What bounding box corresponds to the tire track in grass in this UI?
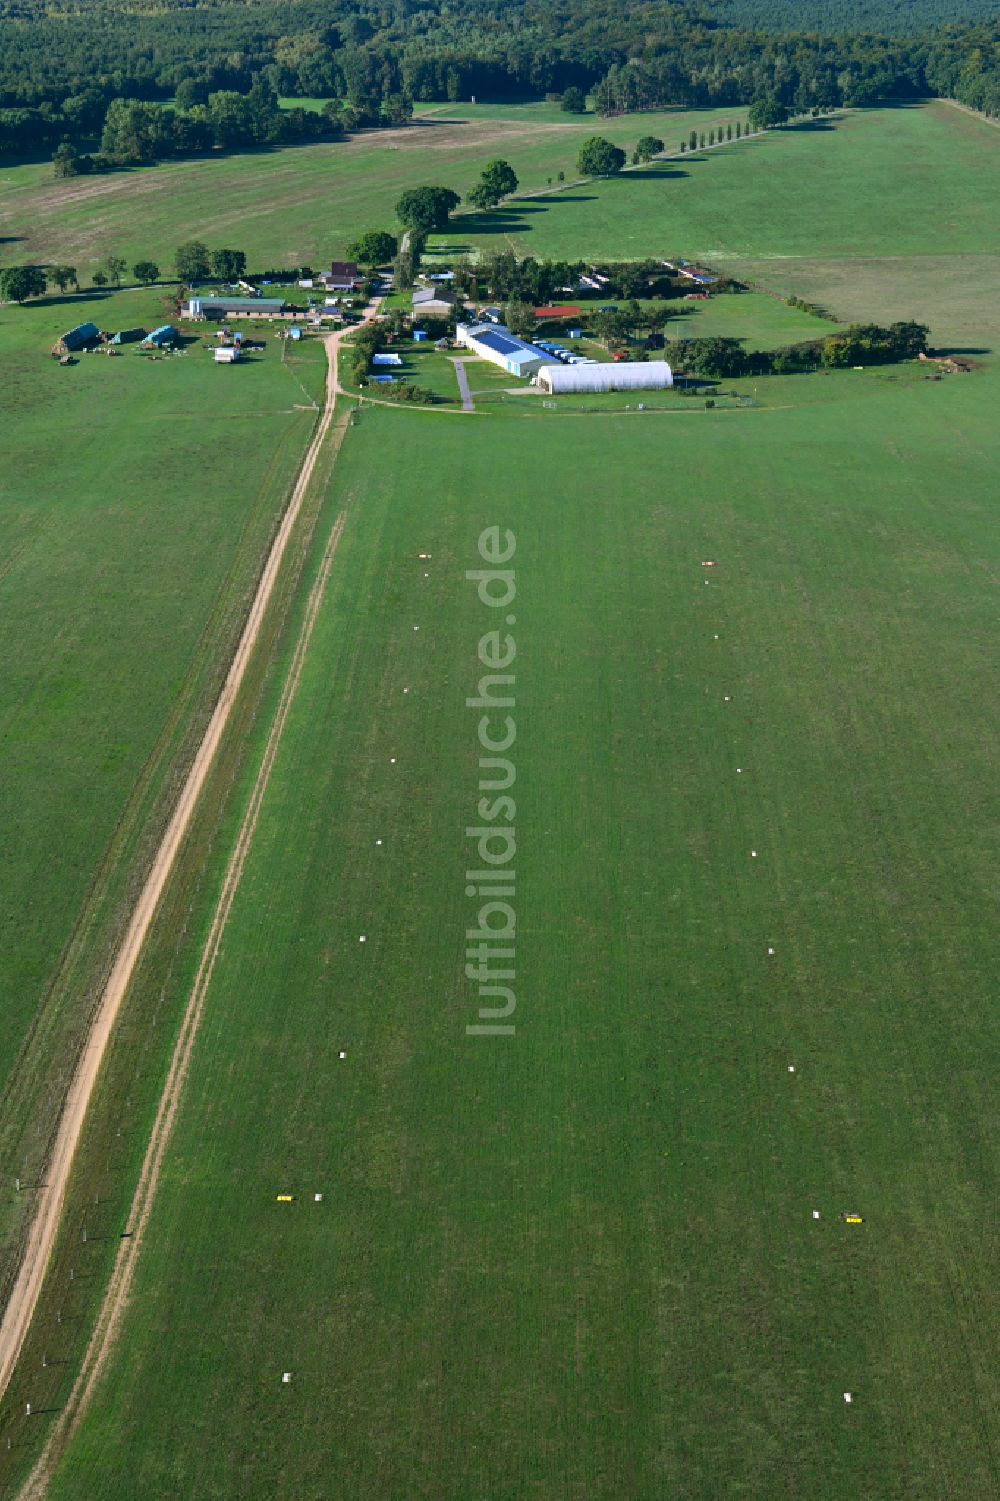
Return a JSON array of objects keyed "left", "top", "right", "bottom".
[
  {"left": 21, "top": 500, "right": 349, "bottom": 1498},
  {"left": 0, "top": 319, "right": 364, "bottom": 1476}
]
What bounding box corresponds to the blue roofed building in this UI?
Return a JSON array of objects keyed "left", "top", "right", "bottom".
[
  {"left": 456, "top": 322, "right": 555, "bottom": 379},
  {"left": 141, "top": 325, "right": 178, "bottom": 347},
  {"left": 52, "top": 322, "right": 99, "bottom": 355}
]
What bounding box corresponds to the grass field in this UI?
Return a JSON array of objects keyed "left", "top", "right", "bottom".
[
  {"left": 9, "top": 350, "right": 993, "bottom": 1497},
  {"left": 664, "top": 290, "right": 838, "bottom": 345},
  {"left": 0, "top": 92, "right": 997, "bottom": 1501},
  {"left": 0, "top": 288, "right": 326, "bottom": 1293},
  {"left": 0, "top": 104, "right": 746, "bottom": 283}
]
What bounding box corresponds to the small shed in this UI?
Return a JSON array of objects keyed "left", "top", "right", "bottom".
[
  {"left": 288, "top": 327, "right": 303, "bottom": 341},
  {"left": 413, "top": 330, "right": 429, "bottom": 343},
  {"left": 214, "top": 346, "right": 240, "bottom": 363},
  {"left": 109, "top": 327, "right": 145, "bottom": 346},
  {"left": 372, "top": 352, "right": 402, "bottom": 367},
  {"left": 51, "top": 322, "right": 99, "bottom": 357},
  {"left": 141, "top": 325, "right": 178, "bottom": 348}
]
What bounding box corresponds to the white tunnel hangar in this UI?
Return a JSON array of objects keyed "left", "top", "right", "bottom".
[{"left": 536, "top": 360, "right": 673, "bottom": 394}]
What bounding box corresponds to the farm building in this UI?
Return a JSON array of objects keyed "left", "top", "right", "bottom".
[
  {"left": 412, "top": 286, "right": 457, "bottom": 317},
  {"left": 456, "top": 322, "right": 555, "bottom": 379},
  {"left": 325, "top": 261, "right": 362, "bottom": 291},
  {"left": 109, "top": 327, "right": 145, "bottom": 346},
  {"left": 534, "top": 304, "right": 581, "bottom": 320},
  {"left": 184, "top": 296, "right": 286, "bottom": 320},
  {"left": 51, "top": 322, "right": 99, "bottom": 356},
  {"left": 141, "top": 325, "right": 178, "bottom": 348},
  {"left": 214, "top": 346, "right": 241, "bottom": 363},
  {"left": 536, "top": 361, "right": 673, "bottom": 394}
]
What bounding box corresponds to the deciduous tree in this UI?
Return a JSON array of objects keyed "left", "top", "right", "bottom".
[
  {"left": 632, "top": 134, "right": 664, "bottom": 163},
  {"left": 748, "top": 97, "right": 788, "bottom": 130},
  {"left": 0, "top": 265, "right": 47, "bottom": 302},
  {"left": 395, "top": 185, "right": 461, "bottom": 233},
  {"left": 348, "top": 230, "right": 399, "bottom": 266},
  {"left": 210, "top": 248, "right": 247, "bottom": 282},
  {"left": 51, "top": 264, "right": 78, "bottom": 293},
  {"left": 576, "top": 136, "right": 626, "bottom": 176},
  {"left": 468, "top": 158, "right": 519, "bottom": 209},
  {"left": 504, "top": 300, "right": 535, "bottom": 337},
  {"left": 175, "top": 241, "right": 211, "bottom": 282}
]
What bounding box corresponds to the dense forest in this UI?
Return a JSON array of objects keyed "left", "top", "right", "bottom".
[
  {"left": 1, "top": 0, "right": 998, "bottom": 163},
  {"left": 713, "top": 0, "right": 1000, "bottom": 31}
]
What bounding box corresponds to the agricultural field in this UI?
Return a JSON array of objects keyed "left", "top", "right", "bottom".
[
  {"left": 0, "top": 103, "right": 746, "bottom": 282},
  {"left": 0, "top": 87, "right": 997, "bottom": 1501},
  {"left": 0, "top": 288, "right": 326, "bottom": 1292}
]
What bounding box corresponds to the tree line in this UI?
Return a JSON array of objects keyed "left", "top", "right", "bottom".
[
  {"left": 664, "top": 322, "right": 930, "bottom": 378},
  {"left": 0, "top": 0, "right": 998, "bottom": 163}
]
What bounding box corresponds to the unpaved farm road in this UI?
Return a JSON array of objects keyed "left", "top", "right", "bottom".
[{"left": 0, "top": 308, "right": 374, "bottom": 1439}]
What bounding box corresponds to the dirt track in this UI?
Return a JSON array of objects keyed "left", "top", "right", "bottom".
[{"left": 0, "top": 315, "right": 365, "bottom": 1461}]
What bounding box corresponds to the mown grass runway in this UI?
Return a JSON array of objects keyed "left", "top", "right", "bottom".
[
  {"left": 1, "top": 91, "right": 997, "bottom": 1501},
  {"left": 27, "top": 369, "right": 998, "bottom": 1498}
]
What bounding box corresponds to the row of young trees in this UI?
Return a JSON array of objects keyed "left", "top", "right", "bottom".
[
  {"left": 0, "top": 254, "right": 162, "bottom": 302},
  {"left": 0, "top": 241, "right": 260, "bottom": 302}
]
